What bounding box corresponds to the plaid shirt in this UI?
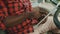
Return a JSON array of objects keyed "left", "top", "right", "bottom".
[{"left": 0, "top": 0, "right": 38, "bottom": 34}]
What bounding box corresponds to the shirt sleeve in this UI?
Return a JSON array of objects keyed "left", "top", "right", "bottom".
[{"left": 0, "top": 1, "right": 7, "bottom": 30}]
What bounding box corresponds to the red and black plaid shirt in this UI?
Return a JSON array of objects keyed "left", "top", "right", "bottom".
[{"left": 0, "top": 0, "right": 38, "bottom": 34}]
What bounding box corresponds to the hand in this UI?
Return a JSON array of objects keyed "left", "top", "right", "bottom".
[
  {"left": 35, "top": 16, "right": 58, "bottom": 33},
  {"left": 29, "top": 16, "right": 59, "bottom": 34}
]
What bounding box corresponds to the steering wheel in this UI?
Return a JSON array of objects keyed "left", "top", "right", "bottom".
[
  {"left": 53, "top": 6, "right": 60, "bottom": 29},
  {"left": 49, "top": 0, "right": 60, "bottom": 29}
]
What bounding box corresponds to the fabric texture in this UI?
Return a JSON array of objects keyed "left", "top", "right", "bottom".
[{"left": 0, "top": 0, "right": 38, "bottom": 34}]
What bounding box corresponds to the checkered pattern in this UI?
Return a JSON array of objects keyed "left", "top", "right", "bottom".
[
  {"left": 7, "top": 19, "right": 35, "bottom": 34},
  {"left": 0, "top": 0, "right": 38, "bottom": 34},
  {"left": 0, "top": 18, "right": 38, "bottom": 34}
]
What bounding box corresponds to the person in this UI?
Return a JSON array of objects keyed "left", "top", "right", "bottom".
[
  {"left": 0, "top": 0, "right": 48, "bottom": 34},
  {"left": 0, "top": 0, "right": 37, "bottom": 34}
]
